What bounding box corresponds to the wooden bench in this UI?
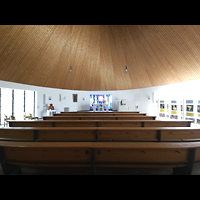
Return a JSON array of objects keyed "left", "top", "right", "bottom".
[
  {"left": 8, "top": 120, "right": 192, "bottom": 128},
  {"left": 61, "top": 111, "right": 140, "bottom": 114},
  {"left": 43, "top": 116, "right": 157, "bottom": 120},
  {"left": 0, "top": 127, "right": 199, "bottom": 142},
  {"left": 0, "top": 141, "right": 199, "bottom": 175},
  {"left": 54, "top": 113, "right": 147, "bottom": 116}
]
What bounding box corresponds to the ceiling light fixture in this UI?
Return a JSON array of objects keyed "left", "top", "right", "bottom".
[
  {"left": 70, "top": 66, "right": 73, "bottom": 73},
  {"left": 125, "top": 66, "right": 128, "bottom": 73}
]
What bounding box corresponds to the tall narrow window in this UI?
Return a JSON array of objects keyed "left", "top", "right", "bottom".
[
  {"left": 1, "top": 88, "right": 12, "bottom": 124},
  {"left": 25, "top": 90, "right": 34, "bottom": 116},
  {"left": 14, "top": 89, "right": 24, "bottom": 120},
  {"left": 24, "top": 90, "right": 25, "bottom": 112},
  {"left": 33, "top": 91, "right": 36, "bottom": 117},
  {"left": 43, "top": 94, "right": 46, "bottom": 105},
  {"left": 0, "top": 88, "right": 37, "bottom": 122},
  {"left": 12, "top": 89, "right": 14, "bottom": 116}
]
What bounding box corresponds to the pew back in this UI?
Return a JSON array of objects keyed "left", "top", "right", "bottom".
[
  {"left": 1, "top": 127, "right": 200, "bottom": 142},
  {"left": 8, "top": 120, "right": 192, "bottom": 128},
  {"left": 61, "top": 111, "right": 140, "bottom": 114},
  {"left": 43, "top": 116, "right": 157, "bottom": 120},
  {"left": 0, "top": 141, "right": 200, "bottom": 175},
  {"left": 54, "top": 113, "right": 147, "bottom": 117}
]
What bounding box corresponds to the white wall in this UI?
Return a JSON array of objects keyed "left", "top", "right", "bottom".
[
  {"left": 1, "top": 79, "right": 200, "bottom": 118},
  {"left": 0, "top": 81, "right": 137, "bottom": 117},
  {"left": 132, "top": 79, "right": 200, "bottom": 117}
]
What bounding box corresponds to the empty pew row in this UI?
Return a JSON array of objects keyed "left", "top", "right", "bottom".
[
  {"left": 8, "top": 120, "right": 192, "bottom": 128},
  {"left": 0, "top": 141, "right": 200, "bottom": 175},
  {"left": 43, "top": 116, "right": 157, "bottom": 120},
  {"left": 54, "top": 113, "right": 147, "bottom": 116},
  {"left": 60, "top": 111, "right": 140, "bottom": 114},
  {"left": 0, "top": 127, "right": 199, "bottom": 142}
]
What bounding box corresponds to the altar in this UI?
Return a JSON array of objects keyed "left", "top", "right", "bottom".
[
  {"left": 47, "top": 110, "right": 56, "bottom": 116},
  {"left": 93, "top": 104, "right": 109, "bottom": 112}
]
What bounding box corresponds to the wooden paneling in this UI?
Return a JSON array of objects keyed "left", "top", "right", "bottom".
[{"left": 1, "top": 25, "right": 200, "bottom": 91}]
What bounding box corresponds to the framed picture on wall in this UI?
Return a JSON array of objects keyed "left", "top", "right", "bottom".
[
  {"left": 197, "top": 105, "right": 200, "bottom": 113},
  {"left": 186, "top": 105, "right": 193, "bottom": 112},
  {"left": 160, "top": 104, "right": 165, "bottom": 109},
  {"left": 171, "top": 105, "right": 177, "bottom": 111},
  {"left": 73, "top": 94, "right": 78, "bottom": 102}
]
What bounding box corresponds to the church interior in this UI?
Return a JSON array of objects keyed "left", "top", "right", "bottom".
[{"left": 1, "top": 25, "right": 200, "bottom": 175}]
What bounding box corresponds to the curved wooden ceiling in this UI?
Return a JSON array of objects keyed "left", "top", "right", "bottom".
[{"left": 0, "top": 25, "right": 200, "bottom": 91}]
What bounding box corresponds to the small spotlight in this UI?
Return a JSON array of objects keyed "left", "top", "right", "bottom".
[
  {"left": 125, "top": 66, "right": 128, "bottom": 73},
  {"left": 70, "top": 66, "right": 73, "bottom": 73}
]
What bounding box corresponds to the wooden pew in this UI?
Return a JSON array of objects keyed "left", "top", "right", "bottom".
[
  {"left": 8, "top": 120, "right": 192, "bottom": 128},
  {"left": 61, "top": 111, "right": 140, "bottom": 114},
  {"left": 43, "top": 116, "right": 157, "bottom": 120},
  {"left": 54, "top": 113, "right": 147, "bottom": 116},
  {"left": 0, "top": 141, "right": 199, "bottom": 175},
  {"left": 1, "top": 127, "right": 200, "bottom": 142}
]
